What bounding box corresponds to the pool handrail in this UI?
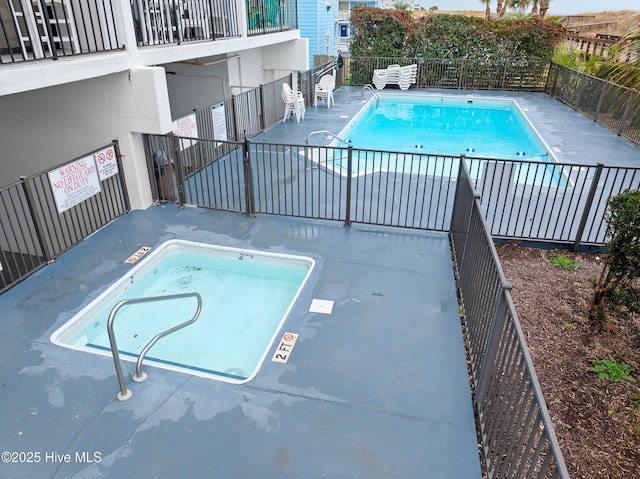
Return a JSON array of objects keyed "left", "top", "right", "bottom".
[
  {"left": 106, "top": 292, "right": 203, "bottom": 401},
  {"left": 360, "top": 84, "right": 380, "bottom": 107},
  {"left": 304, "top": 130, "right": 352, "bottom": 170},
  {"left": 305, "top": 130, "right": 351, "bottom": 146}
]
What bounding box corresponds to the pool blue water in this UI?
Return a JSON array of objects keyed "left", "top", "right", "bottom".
[
  {"left": 341, "top": 95, "right": 550, "bottom": 160},
  {"left": 326, "top": 94, "right": 566, "bottom": 186},
  {"left": 54, "top": 245, "right": 312, "bottom": 382}
]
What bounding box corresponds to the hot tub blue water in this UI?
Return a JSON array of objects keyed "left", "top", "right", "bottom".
[{"left": 50, "top": 240, "right": 315, "bottom": 383}]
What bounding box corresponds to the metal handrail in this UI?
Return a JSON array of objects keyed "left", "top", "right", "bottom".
[
  {"left": 304, "top": 130, "right": 352, "bottom": 170},
  {"left": 360, "top": 84, "right": 380, "bottom": 107},
  {"left": 107, "top": 292, "right": 203, "bottom": 401},
  {"left": 305, "top": 130, "right": 351, "bottom": 146}
]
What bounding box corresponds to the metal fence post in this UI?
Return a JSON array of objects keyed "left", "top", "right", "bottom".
[
  {"left": 617, "top": 88, "right": 637, "bottom": 136},
  {"left": 575, "top": 74, "right": 585, "bottom": 108},
  {"left": 572, "top": 163, "right": 603, "bottom": 251},
  {"left": 550, "top": 63, "right": 560, "bottom": 97},
  {"left": 242, "top": 134, "right": 256, "bottom": 217},
  {"left": 593, "top": 80, "right": 608, "bottom": 122},
  {"left": 258, "top": 84, "right": 265, "bottom": 132},
  {"left": 171, "top": 134, "right": 187, "bottom": 207},
  {"left": 111, "top": 139, "right": 131, "bottom": 211},
  {"left": 344, "top": 145, "right": 353, "bottom": 227},
  {"left": 230, "top": 95, "right": 239, "bottom": 141},
  {"left": 475, "top": 283, "right": 512, "bottom": 404},
  {"left": 20, "top": 176, "right": 50, "bottom": 262}
]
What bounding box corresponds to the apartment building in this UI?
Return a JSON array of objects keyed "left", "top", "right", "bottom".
[
  {"left": 336, "top": 0, "right": 374, "bottom": 53},
  {"left": 0, "top": 0, "right": 308, "bottom": 210},
  {"left": 297, "top": 0, "right": 335, "bottom": 68}
]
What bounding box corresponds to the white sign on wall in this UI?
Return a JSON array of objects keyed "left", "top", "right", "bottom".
[
  {"left": 172, "top": 113, "right": 199, "bottom": 150},
  {"left": 211, "top": 103, "right": 228, "bottom": 144},
  {"left": 95, "top": 145, "right": 118, "bottom": 181},
  {"left": 48, "top": 156, "right": 102, "bottom": 214}
]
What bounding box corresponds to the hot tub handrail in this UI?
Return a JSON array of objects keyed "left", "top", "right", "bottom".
[{"left": 107, "top": 292, "right": 203, "bottom": 401}]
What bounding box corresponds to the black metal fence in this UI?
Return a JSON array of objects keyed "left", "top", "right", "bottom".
[
  {"left": 130, "top": 0, "right": 241, "bottom": 47},
  {"left": 0, "top": 141, "right": 129, "bottom": 293},
  {"left": 1, "top": 0, "right": 123, "bottom": 63},
  {"left": 450, "top": 162, "right": 569, "bottom": 479},
  {"left": 545, "top": 63, "right": 640, "bottom": 147},
  {"left": 145, "top": 134, "right": 640, "bottom": 250},
  {"left": 346, "top": 57, "right": 551, "bottom": 92},
  {"left": 468, "top": 158, "right": 640, "bottom": 248}
]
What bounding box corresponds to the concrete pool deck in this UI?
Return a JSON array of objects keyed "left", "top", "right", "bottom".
[
  {"left": 0, "top": 206, "right": 482, "bottom": 478},
  {"left": 2, "top": 86, "right": 637, "bottom": 479}
]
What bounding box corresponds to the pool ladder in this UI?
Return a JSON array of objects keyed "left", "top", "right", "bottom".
[
  {"left": 304, "top": 130, "right": 351, "bottom": 170},
  {"left": 361, "top": 84, "right": 379, "bottom": 107},
  {"left": 107, "top": 292, "right": 203, "bottom": 401}
]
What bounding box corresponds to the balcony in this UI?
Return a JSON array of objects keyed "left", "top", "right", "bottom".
[
  {"left": 130, "top": 0, "right": 240, "bottom": 46},
  {"left": 0, "top": 0, "right": 297, "bottom": 65},
  {"left": 1, "top": 0, "right": 123, "bottom": 63}
]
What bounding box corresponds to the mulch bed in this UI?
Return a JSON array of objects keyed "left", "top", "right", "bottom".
[{"left": 495, "top": 244, "right": 640, "bottom": 479}]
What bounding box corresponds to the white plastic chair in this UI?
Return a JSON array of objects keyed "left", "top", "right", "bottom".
[
  {"left": 281, "top": 83, "right": 306, "bottom": 122},
  {"left": 314, "top": 71, "right": 336, "bottom": 108}
]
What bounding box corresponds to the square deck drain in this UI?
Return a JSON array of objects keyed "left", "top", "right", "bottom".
[{"left": 309, "top": 299, "right": 334, "bottom": 314}]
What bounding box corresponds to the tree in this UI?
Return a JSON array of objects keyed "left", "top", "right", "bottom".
[
  {"left": 539, "top": 0, "right": 550, "bottom": 18},
  {"left": 608, "top": 21, "right": 640, "bottom": 90},
  {"left": 479, "top": 0, "right": 491, "bottom": 20},
  {"left": 531, "top": 0, "right": 539, "bottom": 17},
  {"left": 508, "top": 0, "right": 531, "bottom": 14},
  {"left": 497, "top": 0, "right": 507, "bottom": 18}
]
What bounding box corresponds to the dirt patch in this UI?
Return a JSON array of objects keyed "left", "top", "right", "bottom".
[{"left": 495, "top": 244, "right": 640, "bottom": 479}]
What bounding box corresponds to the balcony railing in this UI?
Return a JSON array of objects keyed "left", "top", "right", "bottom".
[
  {"left": 245, "top": 0, "right": 296, "bottom": 36},
  {"left": 130, "top": 0, "right": 240, "bottom": 46},
  {"left": 1, "top": 0, "right": 295, "bottom": 65},
  {"left": 1, "top": 0, "right": 123, "bottom": 63}
]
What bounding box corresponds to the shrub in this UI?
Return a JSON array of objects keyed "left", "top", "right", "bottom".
[
  {"left": 592, "top": 189, "right": 640, "bottom": 316},
  {"left": 349, "top": 8, "right": 565, "bottom": 61}
]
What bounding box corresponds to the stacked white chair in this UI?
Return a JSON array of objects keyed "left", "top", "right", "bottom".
[
  {"left": 372, "top": 64, "right": 400, "bottom": 89},
  {"left": 371, "top": 64, "right": 417, "bottom": 90},
  {"left": 397, "top": 64, "right": 418, "bottom": 90},
  {"left": 281, "top": 83, "right": 306, "bottom": 123},
  {"left": 314, "top": 71, "right": 336, "bottom": 108}
]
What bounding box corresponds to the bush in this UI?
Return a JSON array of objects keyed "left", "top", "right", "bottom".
[
  {"left": 592, "top": 189, "right": 640, "bottom": 316},
  {"left": 349, "top": 8, "right": 565, "bottom": 61}
]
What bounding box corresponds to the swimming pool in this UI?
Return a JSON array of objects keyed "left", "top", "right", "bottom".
[
  {"left": 50, "top": 240, "right": 315, "bottom": 384},
  {"left": 340, "top": 94, "right": 552, "bottom": 159},
  {"left": 317, "top": 93, "right": 565, "bottom": 185}
]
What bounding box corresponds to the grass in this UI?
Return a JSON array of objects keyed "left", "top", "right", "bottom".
[
  {"left": 547, "top": 253, "right": 580, "bottom": 271},
  {"left": 591, "top": 357, "right": 636, "bottom": 383}
]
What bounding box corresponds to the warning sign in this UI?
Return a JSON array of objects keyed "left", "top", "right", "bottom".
[
  {"left": 211, "top": 103, "right": 227, "bottom": 146},
  {"left": 48, "top": 156, "right": 101, "bottom": 214},
  {"left": 172, "top": 113, "right": 198, "bottom": 151},
  {"left": 95, "top": 145, "right": 118, "bottom": 181}
]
